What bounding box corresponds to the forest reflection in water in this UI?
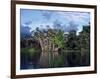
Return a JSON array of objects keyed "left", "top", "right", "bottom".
[{"left": 21, "top": 49, "right": 90, "bottom": 69}]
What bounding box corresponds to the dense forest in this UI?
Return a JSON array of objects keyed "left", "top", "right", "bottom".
[{"left": 20, "top": 24, "right": 90, "bottom": 69}]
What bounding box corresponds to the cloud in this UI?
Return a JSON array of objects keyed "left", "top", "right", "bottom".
[
  {"left": 40, "top": 11, "right": 90, "bottom": 32},
  {"left": 41, "top": 11, "right": 54, "bottom": 20},
  {"left": 57, "top": 11, "right": 90, "bottom": 25},
  {"left": 21, "top": 10, "right": 90, "bottom": 35},
  {"left": 25, "top": 21, "right": 32, "bottom": 25},
  {"left": 66, "top": 21, "right": 78, "bottom": 32},
  {"left": 21, "top": 25, "right": 31, "bottom": 38},
  {"left": 54, "top": 11, "right": 90, "bottom": 32}
]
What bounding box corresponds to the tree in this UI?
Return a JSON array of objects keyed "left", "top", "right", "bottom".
[
  {"left": 32, "top": 25, "right": 65, "bottom": 68},
  {"left": 79, "top": 25, "right": 90, "bottom": 66}
]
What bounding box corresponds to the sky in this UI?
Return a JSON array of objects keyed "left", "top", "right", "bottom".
[{"left": 20, "top": 9, "right": 90, "bottom": 35}]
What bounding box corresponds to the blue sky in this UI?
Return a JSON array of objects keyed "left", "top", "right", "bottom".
[{"left": 20, "top": 9, "right": 90, "bottom": 34}]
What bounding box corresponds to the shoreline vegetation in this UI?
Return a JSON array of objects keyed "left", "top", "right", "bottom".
[{"left": 20, "top": 24, "right": 90, "bottom": 69}]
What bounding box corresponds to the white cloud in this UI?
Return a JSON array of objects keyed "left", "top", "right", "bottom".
[{"left": 56, "top": 11, "right": 90, "bottom": 25}]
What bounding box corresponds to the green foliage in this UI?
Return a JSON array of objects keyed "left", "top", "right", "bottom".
[{"left": 50, "top": 30, "right": 65, "bottom": 48}]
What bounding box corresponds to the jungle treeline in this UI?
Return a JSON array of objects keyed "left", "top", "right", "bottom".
[{"left": 20, "top": 24, "right": 90, "bottom": 69}]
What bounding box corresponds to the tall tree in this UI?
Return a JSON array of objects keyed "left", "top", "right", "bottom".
[{"left": 32, "top": 25, "right": 65, "bottom": 67}]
